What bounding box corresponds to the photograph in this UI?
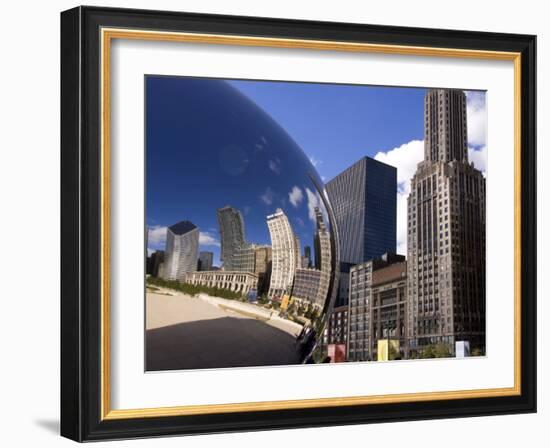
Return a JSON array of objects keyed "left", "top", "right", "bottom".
[{"left": 144, "top": 76, "right": 487, "bottom": 371}]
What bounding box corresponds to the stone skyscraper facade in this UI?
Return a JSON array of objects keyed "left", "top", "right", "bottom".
[
  {"left": 162, "top": 221, "right": 199, "bottom": 281},
  {"left": 407, "top": 89, "right": 486, "bottom": 354}
]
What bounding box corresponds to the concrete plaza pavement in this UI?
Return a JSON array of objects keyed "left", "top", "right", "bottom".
[{"left": 146, "top": 291, "right": 302, "bottom": 371}]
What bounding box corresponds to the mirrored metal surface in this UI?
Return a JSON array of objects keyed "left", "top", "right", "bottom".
[{"left": 145, "top": 77, "right": 338, "bottom": 370}]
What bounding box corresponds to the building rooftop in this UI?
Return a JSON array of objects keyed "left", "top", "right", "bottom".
[
  {"left": 168, "top": 220, "right": 197, "bottom": 235},
  {"left": 372, "top": 261, "right": 407, "bottom": 286}
]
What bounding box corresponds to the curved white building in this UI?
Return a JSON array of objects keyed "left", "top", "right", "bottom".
[{"left": 267, "top": 209, "right": 297, "bottom": 300}]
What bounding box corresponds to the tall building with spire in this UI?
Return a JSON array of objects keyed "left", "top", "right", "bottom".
[{"left": 407, "top": 89, "right": 486, "bottom": 354}]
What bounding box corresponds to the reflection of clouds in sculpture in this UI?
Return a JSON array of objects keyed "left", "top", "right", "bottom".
[
  {"left": 288, "top": 186, "right": 304, "bottom": 207},
  {"left": 259, "top": 187, "right": 275, "bottom": 205},
  {"left": 218, "top": 144, "right": 249, "bottom": 176},
  {"left": 146, "top": 77, "right": 338, "bottom": 364},
  {"left": 268, "top": 158, "right": 282, "bottom": 175}
]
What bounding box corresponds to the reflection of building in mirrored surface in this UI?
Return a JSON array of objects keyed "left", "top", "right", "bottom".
[
  {"left": 162, "top": 221, "right": 199, "bottom": 281},
  {"left": 313, "top": 207, "right": 332, "bottom": 308},
  {"left": 198, "top": 251, "right": 213, "bottom": 271},
  {"left": 184, "top": 271, "right": 258, "bottom": 295},
  {"left": 217, "top": 206, "right": 248, "bottom": 272},
  {"left": 302, "top": 246, "right": 312, "bottom": 268},
  {"left": 407, "top": 89, "right": 486, "bottom": 355},
  {"left": 147, "top": 250, "right": 164, "bottom": 277},
  {"left": 267, "top": 209, "right": 298, "bottom": 299},
  {"left": 348, "top": 253, "right": 406, "bottom": 362},
  {"left": 233, "top": 244, "right": 256, "bottom": 273},
  {"left": 292, "top": 268, "right": 322, "bottom": 306},
  {"left": 253, "top": 245, "right": 272, "bottom": 294}
]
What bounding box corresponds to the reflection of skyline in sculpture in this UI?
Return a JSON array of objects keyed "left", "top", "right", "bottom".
[
  {"left": 313, "top": 207, "right": 332, "bottom": 307},
  {"left": 198, "top": 251, "right": 213, "bottom": 271},
  {"left": 157, "top": 202, "right": 333, "bottom": 315},
  {"left": 267, "top": 209, "right": 298, "bottom": 300},
  {"left": 146, "top": 77, "right": 331, "bottom": 269},
  {"left": 163, "top": 221, "right": 199, "bottom": 281},
  {"left": 217, "top": 206, "right": 248, "bottom": 272}
]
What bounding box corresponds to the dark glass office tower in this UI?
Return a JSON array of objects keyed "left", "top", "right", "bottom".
[{"left": 326, "top": 156, "right": 397, "bottom": 266}]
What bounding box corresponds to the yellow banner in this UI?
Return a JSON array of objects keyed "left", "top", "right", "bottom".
[
  {"left": 377, "top": 339, "right": 400, "bottom": 361},
  {"left": 280, "top": 295, "right": 291, "bottom": 310}
]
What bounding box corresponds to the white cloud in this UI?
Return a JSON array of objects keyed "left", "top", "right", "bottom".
[
  {"left": 260, "top": 187, "right": 274, "bottom": 205},
  {"left": 309, "top": 155, "right": 322, "bottom": 167},
  {"left": 305, "top": 187, "right": 321, "bottom": 223},
  {"left": 199, "top": 231, "right": 220, "bottom": 247},
  {"left": 466, "top": 91, "right": 487, "bottom": 147},
  {"left": 304, "top": 187, "right": 329, "bottom": 226},
  {"left": 147, "top": 225, "right": 167, "bottom": 247},
  {"left": 374, "top": 140, "right": 424, "bottom": 193},
  {"left": 468, "top": 145, "right": 487, "bottom": 176},
  {"left": 288, "top": 186, "right": 304, "bottom": 207},
  {"left": 374, "top": 140, "right": 424, "bottom": 255},
  {"left": 268, "top": 159, "right": 281, "bottom": 175}
]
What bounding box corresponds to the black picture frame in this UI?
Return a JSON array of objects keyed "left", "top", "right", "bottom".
[{"left": 61, "top": 5, "right": 536, "bottom": 442}]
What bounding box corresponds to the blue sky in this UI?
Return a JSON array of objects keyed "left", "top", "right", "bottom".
[
  {"left": 146, "top": 77, "right": 486, "bottom": 262},
  {"left": 228, "top": 80, "right": 427, "bottom": 182}
]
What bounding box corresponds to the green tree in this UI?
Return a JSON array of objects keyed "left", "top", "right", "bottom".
[
  {"left": 471, "top": 347, "right": 484, "bottom": 357},
  {"left": 421, "top": 343, "right": 452, "bottom": 359}
]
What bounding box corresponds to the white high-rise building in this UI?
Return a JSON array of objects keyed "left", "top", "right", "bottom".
[
  {"left": 267, "top": 209, "right": 298, "bottom": 300},
  {"left": 162, "top": 221, "right": 199, "bottom": 281}
]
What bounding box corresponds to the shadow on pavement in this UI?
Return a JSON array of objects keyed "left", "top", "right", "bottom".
[{"left": 146, "top": 316, "right": 300, "bottom": 371}]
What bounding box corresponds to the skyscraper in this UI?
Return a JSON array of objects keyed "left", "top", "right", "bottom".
[
  {"left": 217, "top": 206, "right": 247, "bottom": 271},
  {"left": 162, "top": 221, "right": 199, "bottom": 281},
  {"left": 313, "top": 207, "right": 332, "bottom": 308},
  {"left": 326, "top": 156, "right": 397, "bottom": 307},
  {"left": 198, "top": 251, "right": 214, "bottom": 271},
  {"left": 267, "top": 209, "right": 298, "bottom": 300},
  {"left": 303, "top": 246, "right": 312, "bottom": 268},
  {"left": 407, "top": 89, "right": 486, "bottom": 354}
]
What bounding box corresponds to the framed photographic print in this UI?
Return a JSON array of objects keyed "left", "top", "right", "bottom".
[{"left": 60, "top": 6, "right": 537, "bottom": 442}]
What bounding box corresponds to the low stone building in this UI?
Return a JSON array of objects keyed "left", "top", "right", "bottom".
[
  {"left": 184, "top": 271, "right": 258, "bottom": 295},
  {"left": 347, "top": 253, "right": 407, "bottom": 361}
]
